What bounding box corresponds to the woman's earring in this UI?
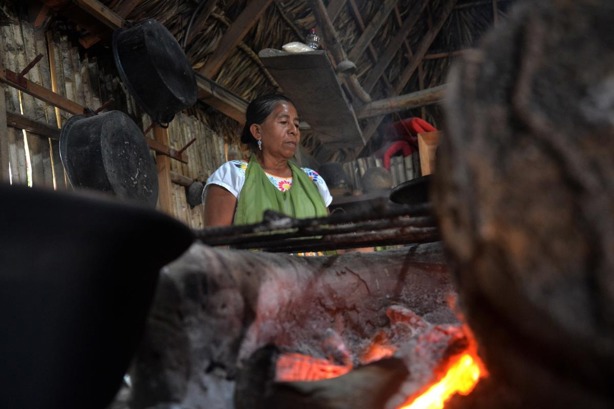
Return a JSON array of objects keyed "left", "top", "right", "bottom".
[{"left": 258, "top": 140, "right": 262, "bottom": 151}]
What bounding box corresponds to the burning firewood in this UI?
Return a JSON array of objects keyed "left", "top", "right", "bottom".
[
  {"left": 235, "top": 344, "right": 409, "bottom": 409},
  {"left": 235, "top": 320, "right": 481, "bottom": 409}
]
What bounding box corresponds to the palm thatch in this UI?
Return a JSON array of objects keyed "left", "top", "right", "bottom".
[{"left": 13, "top": 0, "right": 518, "bottom": 163}]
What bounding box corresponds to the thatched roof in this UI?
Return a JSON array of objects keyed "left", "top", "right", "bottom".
[{"left": 14, "top": 0, "right": 518, "bottom": 163}]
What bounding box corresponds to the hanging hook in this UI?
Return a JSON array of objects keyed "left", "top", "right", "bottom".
[
  {"left": 177, "top": 138, "right": 197, "bottom": 155},
  {"left": 19, "top": 54, "right": 44, "bottom": 78}
]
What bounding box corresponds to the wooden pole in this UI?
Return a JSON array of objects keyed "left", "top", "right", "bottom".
[
  {"left": 153, "top": 124, "right": 173, "bottom": 215},
  {"left": 355, "top": 85, "right": 446, "bottom": 119},
  {"left": 0, "top": 35, "right": 10, "bottom": 182}
]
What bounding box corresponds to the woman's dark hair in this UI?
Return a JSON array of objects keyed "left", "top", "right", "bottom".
[{"left": 240, "top": 93, "right": 295, "bottom": 149}]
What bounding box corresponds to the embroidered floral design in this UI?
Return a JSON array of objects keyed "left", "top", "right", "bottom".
[
  {"left": 232, "top": 160, "right": 248, "bottom": 172},
  {"left": 303, "top": 168, "right": 320, "bottom": 182},
  {"left": 277, "top": 179, "right": 292, "bottom": 192}
]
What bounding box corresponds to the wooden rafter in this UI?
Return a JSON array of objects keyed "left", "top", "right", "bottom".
[
  {"left": 355, "top": 85, "right": 446, "bottom": 119},
  {"left": 79, "top": 0, "right": 142, "bottom": 48},
  {"left": 347, "top": 0, "right": 396, "bottom": 63},
  {"left": 393, "top": 7, "right": 415, "bottom": 65},
  {"left": 199, "top": 0, "right": 274, "bottom": 79},
  {"left": 362, "top": 0, "right": 428, "bottom": 93},
  {"left": 325, "top": 0, "right": 346, "bottom": 23},
  {"left": 195, "top": 74, "right": 247, "bottom": 124},
  {"left": 72, "top": 0, "right": 123, "bottom": 29},
  {"left": 6, "top": 111, "right": 60, "bottom": 139},
  {"left": 394, "top": 0, "right": 458, "bottom": 94},
  {"left": 115, "top": 0, "right": 143, "bottom": 16},
  {"left": 32, "top": 4, "right": 52, "bottom": 28},
  {"left": 345, "top": 0, "right": 394, "bottom": 91}
]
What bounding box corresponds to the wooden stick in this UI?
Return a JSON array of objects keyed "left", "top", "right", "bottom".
[{"left": 356, "top": 85, "right": 446, "bottom": 119}]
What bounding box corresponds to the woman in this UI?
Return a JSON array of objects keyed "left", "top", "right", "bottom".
[{"left": 204, "top": 93, "right": 332, "bottom": 226}]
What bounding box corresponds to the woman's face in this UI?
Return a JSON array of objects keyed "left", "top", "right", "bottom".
[{"left": 253, "top": 101, "right": 300, "bottom": 160}]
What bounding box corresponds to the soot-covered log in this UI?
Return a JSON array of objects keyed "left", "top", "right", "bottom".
[
  {"left": 435, "top": 0, "right": 614, "bottom": 408},
  {"left": 129, "top": 242, "right": 458, "bottom": 409}
]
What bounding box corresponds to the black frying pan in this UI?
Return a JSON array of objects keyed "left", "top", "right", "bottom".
[{"left": 389, "top": 174, "right": 432, "bottom": 206}]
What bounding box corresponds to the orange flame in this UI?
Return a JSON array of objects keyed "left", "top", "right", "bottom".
[{"left": 399, "top": 351, "right": 485, "bottom": 409}]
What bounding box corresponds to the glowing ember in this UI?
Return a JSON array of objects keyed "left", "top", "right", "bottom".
[
  {"left": 276, "top": 353, "right": 351, "bottom": 382},
  {"left": 399, "top": 352, "right": 485, "bottom": 409},
  {"left": 361, "top": 336, "right": 397, "bottom": 364}
]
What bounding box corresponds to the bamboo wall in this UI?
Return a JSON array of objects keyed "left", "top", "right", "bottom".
[{"left": 1, "top": 19, "right": 228, "bottom": 229}]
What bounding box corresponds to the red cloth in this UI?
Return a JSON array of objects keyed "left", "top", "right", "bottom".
[
  {"left": 390, "top": 117, "right": 437, "bottom": 145},
  {"left": 383, "top": 141, "right": 413, "bottom": 169}
]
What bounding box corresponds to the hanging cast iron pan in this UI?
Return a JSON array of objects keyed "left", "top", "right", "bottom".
[
  {"left": 0, "top": 183, "right": 194, "bottom": 409},
  {"left": 389, "top": 174, "right": 432, "bottom": 206},
  {"left": 59, "top": 110, "right": 159, "bottom": 208},
  {"left": 112, "top": 19, "right": 198, "bottom": 125}
]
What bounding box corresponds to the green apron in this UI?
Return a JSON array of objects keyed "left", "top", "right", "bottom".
[{"left": 234, "top": 155, "right": 328, "bottom": 225}]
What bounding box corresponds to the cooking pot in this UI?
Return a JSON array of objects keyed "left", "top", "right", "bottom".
[
  {"left": 389, "top": 174, "right": 432, "bottom": 206},
  {"left": 112, "top": 19, "right": 198, "bottom": 125},
  {"left": 59, "top": 110, "right": 159, "bottom": 208},
  {"left": 0, "top": 183, "right": 194, "bottom": 409}
]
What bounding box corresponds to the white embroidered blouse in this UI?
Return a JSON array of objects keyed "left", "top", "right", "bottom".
[{"left": 204, "top": 160, "right": 333, "bottom": 206}]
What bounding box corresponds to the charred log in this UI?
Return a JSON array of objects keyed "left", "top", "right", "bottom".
[{"left": 434, "top": 0, "right": 614, "bottom": 408}]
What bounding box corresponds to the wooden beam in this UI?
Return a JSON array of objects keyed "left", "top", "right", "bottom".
[
  {"left": 393, "top": 6, "right": 416, "bottom": 70},
  {"left": 345, "top": 0, "right": 394, "bottom": 90},
  {"left": 394, "top": 0, "right": 458, "bottom": 94},
  {"left": 362, "top": 1, "right": 428, "bottom": 93},
  {"left": 115, "top": 0, "right": 143, "bottom": 16},
  {"left": 146, "top": 137, "right": 187, "bottom": 164},
  {"left": 0, "top": 68, "right": 85, "bottom": 115},
  {"left": 33, "top": 4, "right": 52, "bottom": 28},
  {"left": 195, "top": 74, "right": 247, "bottom": 124},
  {"left": 200, "top": 0, "right": 274, "bottom": 78},
  {"left": 0, "top": 36, "right": 9, "bottom": 182},
  {"left": 6, "top": 111, "right": 60, "bottom": 139},
  {"left": 326, "top": 0, "right": 346, "bottom": 23},
  {"left": 78, "top": 0, "right": 142, "bottom": 48},
  {"left": 355, "top": 85, "right": 446, "bottom": 119},
  {"left": 347, "top": 0, "right": 396, "bottom": 63},
  {"left": 72, "top": 0, "right": 124, "bottom": 29},
  {"left": 0, "top": 67, "right": 190, "bottom": 161},
  {"left": 153, "top": 125, "right": 173, "bottom": 214}
]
